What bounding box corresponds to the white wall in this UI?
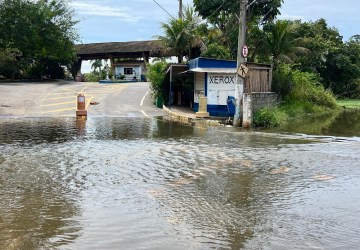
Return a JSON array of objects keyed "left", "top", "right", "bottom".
[{"left": 207, "top": 73, "right": 236, "bottom": 105}]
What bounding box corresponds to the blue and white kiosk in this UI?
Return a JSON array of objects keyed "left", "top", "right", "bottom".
[{"left": 188, "top": 57, "right": 237, "bottom": 116}]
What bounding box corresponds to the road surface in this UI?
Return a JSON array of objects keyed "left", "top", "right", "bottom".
[{"left": 0, "top": 81, "right": 164, "bottom": 118}]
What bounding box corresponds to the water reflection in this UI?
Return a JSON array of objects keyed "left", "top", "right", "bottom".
[
  {"left": 324, "top": 109, "right": 360, "bottom": 136},
  {"left": 264, "top": 109, "right": 360, "bottom": 137},
  {"left": 0, "top": 117, "right": 359, "bottom": 249}
]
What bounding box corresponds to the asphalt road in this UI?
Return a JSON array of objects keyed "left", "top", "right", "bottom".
[{"left": 0, "top": 81, "right": 164, "bottom": 117}]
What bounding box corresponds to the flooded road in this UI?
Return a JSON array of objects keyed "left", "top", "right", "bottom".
[{"left": 0, "top": 116, "right": 360, "bottom": 249}]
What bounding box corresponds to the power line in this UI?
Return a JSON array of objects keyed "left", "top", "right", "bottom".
[
  {"left": 152, "top": 0, "right": 176, "bottom": 20},
  {"left": 206, "top": 0, "right": 227, "bottom": 20}
]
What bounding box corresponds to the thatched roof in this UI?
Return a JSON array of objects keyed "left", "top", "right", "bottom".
[{"left": 75, "top": 40, "right": 170, "bottom": 60}]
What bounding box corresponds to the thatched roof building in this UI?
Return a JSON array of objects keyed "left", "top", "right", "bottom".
[{"left": 75, "top": 40, "right": 170, "bottom": 60}]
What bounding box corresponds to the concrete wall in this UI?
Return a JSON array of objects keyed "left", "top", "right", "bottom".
[
  {"left": 251, "top": 92, "right": 278, "bottom": 111},
  {"left": 242, "top": 92, "right": 278, "bottom": 128}
]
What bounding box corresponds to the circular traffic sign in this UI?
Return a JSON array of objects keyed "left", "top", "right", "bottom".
[{"left": 242, "top": 45, "right": 248, "bottom": 58}]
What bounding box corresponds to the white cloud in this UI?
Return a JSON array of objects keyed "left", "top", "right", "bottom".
[
  {"left": 279, "top": 14, "right": 305, "bottom": 21},
  {"left": 70, "top": 2, "right": 141, "bottom": 23}
]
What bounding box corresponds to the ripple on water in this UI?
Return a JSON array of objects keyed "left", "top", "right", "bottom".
[{"left": 0, "top": 117, "right": 360, "bottom": 249}]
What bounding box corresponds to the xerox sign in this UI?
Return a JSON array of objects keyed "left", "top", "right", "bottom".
[{"left": 207, "top": 73, "right": 235, "bottom": 105}]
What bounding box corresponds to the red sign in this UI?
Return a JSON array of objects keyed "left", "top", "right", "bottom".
[{"left": 242, "top": 45, "right": 248, "bottom": 58}]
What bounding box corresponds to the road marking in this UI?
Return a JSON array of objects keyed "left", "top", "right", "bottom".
[
  {"left": 78, "top": 85, "right": 89, "bottom": 94},
  {"left": 41, "top": 101, "right": 76, "bottom": 107},
  {"left": 44, "top": 107, "right": 76, "bottom": 113},
  {"left": 113, "top": 86, "right": 126, "bottom": 97},
  {"left": 42, "top": 83, "right": 129, "bottom": 114},
  {"left": 140, "top": 90, "right": 150, "bottom": 106},
  {"left": 85, "top": 95, "right": 94, "bottom": 109},
  {"left": 47, "top": 92, "right": 77, "bottom": 95},
  {"left": 97, "top": 96, "right": 106, "bottom": 102},
  {"left": 141, "top": 110, "right": 150, "bottom": 118},
  {"left": 83, "top": 90, "right": 116, "bottom": 94},
  {"left": 43, "top": 96, "right": 76, "bottom": 101}
]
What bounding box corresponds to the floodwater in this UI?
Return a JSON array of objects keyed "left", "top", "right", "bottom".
[{"left": 0, "top": 112, "right": 359, "bottom": 249}]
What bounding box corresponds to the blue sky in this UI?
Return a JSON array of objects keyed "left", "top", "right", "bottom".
[
  {"left": 71, "top": 0, "right": 359, "bottom": 43},
  {"left": 72, "top": 0, "right": 359, "bottom": 72},
  {"left": 71, "top": 0, "right": 193, "bottom": 44}
]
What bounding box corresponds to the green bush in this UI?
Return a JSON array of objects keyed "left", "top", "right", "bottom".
[
  {"left": 146, "top": 61, "right": 168, "bottom": 100},
  {"left": 256, "top": 65, "right": 339, "bottom": 128},
  {"left": 287, "top": 70, "right": 338, "bottom": 109},
  {"left": 253, "top": 107, "right": 286, "bottom": 127},
  {"left": 274, "top": 65, "right": 338, "bottom": 110},
  {"left": 272, "top": 64, "right": 294, "bottom": 97},
  {"left": 84, "top": 72, "right": 100, "bottom": 82}
]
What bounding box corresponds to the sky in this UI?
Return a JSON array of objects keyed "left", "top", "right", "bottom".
[{"left": 71, "top": 0, "right": 360, "bottom": 72}]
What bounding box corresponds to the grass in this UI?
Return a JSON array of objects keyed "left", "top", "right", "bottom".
[{"left": 337, "top": 99, "right": 360, "bottom": 109}]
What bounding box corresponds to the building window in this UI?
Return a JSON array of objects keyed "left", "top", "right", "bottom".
[{"left": 124, "top": 68, "right": 133, "bottom": 75}]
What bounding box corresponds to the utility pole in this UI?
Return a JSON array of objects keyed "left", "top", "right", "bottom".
[
  {"left": 178, "top": 0, "right": 183, "bottom": 19},
  {"left": 233, "top": 0, "right": 248, "bottom": 127}
]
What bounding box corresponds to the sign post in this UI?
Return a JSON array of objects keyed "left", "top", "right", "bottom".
[
  {"left": 242, "top": 45, "right": 248, "bottom": 58},
  {"left": 233, "top": 0, "right": 248, "bottom": 127},
  {"left": 237, "top": 64, "right": 249, "bottom": 79}
]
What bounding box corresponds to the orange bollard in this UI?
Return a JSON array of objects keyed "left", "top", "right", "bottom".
[{"left": 76, "top": 93, "right": 87, "bottom": 117}]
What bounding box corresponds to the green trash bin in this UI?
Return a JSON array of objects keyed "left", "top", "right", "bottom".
[{"left": 156, "top": 96, "right": 163, "bottom": 108}]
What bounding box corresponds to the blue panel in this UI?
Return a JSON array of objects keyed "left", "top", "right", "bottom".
[
  {"left": 226, "top": 96, "right": 235, "bottom": 116},
  {"left": 188, "top": 57, "right": 236, "bottom": 70},
  {"left": 193, "top": 102, "right": 199, "bottom": 112},
  {"left": 193, "top": 103, "right": 233, "bottom": 116},
  {"left": 188, "top": 58, "right": 199, "bottom": 69},
  {"left": 207, "top": 105, "right": 232, "bottom": 117}
]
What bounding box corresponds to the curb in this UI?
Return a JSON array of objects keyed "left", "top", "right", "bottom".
[{"left": 162, "top": 105, "right": 224, "bottom": 127}]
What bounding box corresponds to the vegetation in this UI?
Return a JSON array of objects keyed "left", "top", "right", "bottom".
[
  {"left": 337, "top": 99, "right": 360, "bottom": 109},
  {"left": 83, "top": 72, "right": 100, "bottom": 82},
  {"left": 193, "top": 0, "right": 283, "bottom": 59},
  {"left": 254, "top": 66, "right": 338, "bottom": 127},
  {"left": 154, "top": 3, "right": 360, "bottom": 127},
  {"left": 155, "top": 6, "right": 204, "bottom": 63},
  {"left": 145, "top": 61, "right": 169, "bottom": 100},
  {"left": 91, "top": 60, "right": 103, "bottom": 75},
  {"left": 253, "top": 107, "right": 286, "bottom": 128},
  {"left": 0, "top": 0, "right": 78, "bottom": 79}
]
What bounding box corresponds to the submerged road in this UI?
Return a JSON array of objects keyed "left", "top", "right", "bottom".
[{"left": 0, "top": 81, "right": 164, "bottom": 117}]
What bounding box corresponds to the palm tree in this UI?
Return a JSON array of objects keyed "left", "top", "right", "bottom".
[
  {"left": 156, "top": 19, "right": 189, "bottom": 63},
  {"left": 260, "top": 20, "right": 309, "bottom": 67},
  {"left": 91, "top": 59, "right": 102, "bottom": 74},
  {"left": 155, "top": 6, "right": 205, "bottom": 63}
]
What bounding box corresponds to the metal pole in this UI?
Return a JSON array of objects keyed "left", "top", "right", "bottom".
[
  {"left": 169, "top": 67, "right": 172, "bottom": 108},
  {"left": 233, "top": 0, "right": 248, "bottom": 127},
  {"left": 179, "top": 0, "right": 183, "bottom": 19}
]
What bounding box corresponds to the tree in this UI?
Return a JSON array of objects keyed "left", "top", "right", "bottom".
[
  {"left": 0, "top": 0, "right": 78, "bottom": 79},
  {"left": 193, "top": 0, "right": 283, "bottom": 24},
  {"left": 155, "top": 5, "right": 204, "bottom": 63},
  {"left": 91, "top": 59, "right": 103, "bottom": 74},
  {"left": 260, "top": 20, "right": 309, "bottom": 67},
  {"left": 291, "top": 19, "right": 343, "bottom": 74},
  {"left": 193, "top": 0, "right": 284, "bottom": 59},
  {"left": 322, "top": 39, "right": 360, "bottom": 98},
  {"left": 286, "top": 19, "right": 360, "bottom": 97},
  {"left": 201, "top": 43, "right": 231, "bottom": 60}
]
